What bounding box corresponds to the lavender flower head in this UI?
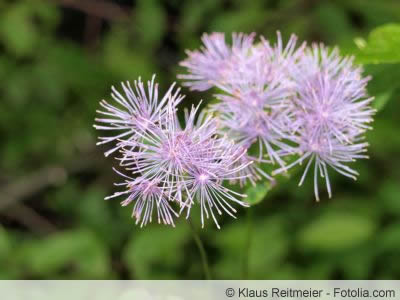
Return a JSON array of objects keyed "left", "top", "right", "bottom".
[
  {"left": 180, "top": 32, "right": 305, "bottom": 185},
  {"left": 179, "top": 32, "right": 375, "bottom": 201},
  {"left": 94, "top": 75, "right": 183, "bottom": 157},
  {"left": 106, "top": 172, "right": 178, "bottom": 227},
  {"left": 95, "top": 76, "right": 250, "bottom": 228},
  {"left": 178, "top": 32, "right": 256, "bottom": 91},
  {"left": 274, "top": 44, "right": 375, "bottom": 200}
]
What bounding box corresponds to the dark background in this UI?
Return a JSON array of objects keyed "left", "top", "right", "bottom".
[{"left": 0, "top": 0, "right": 400, "bottom": 279}]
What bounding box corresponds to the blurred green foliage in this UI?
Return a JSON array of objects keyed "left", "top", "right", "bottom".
[
  {"left": 356, "top": 23, "right": 400, "bottom": 64},
  {"left": 0, "top": 0, "right": 400, "bottom": 280}
]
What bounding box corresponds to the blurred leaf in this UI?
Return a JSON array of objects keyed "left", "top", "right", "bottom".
[
  {"left": 339, "top": 0, "right": 400, "bottom": 29},
  {"left": 244, "top": 181, "right": 271, "bottom": 206},
  {"left": 3, "top": 65, "right": 33, "bottom": 106},
  {"left": 339, "top": 246, "right": 375, "bottom": 278},
  {"left": 103, "top": 28, "right": 155, "bottom": 79},
  {"left": 181, "top": 0, "right": 220, "bottom": 37},
  {"left": 298, "top": 212, "right": 376, "bottom": 252},
  {"left": 249, "top": 217, "right": 289, "bottom": 278},
  {"left": 0, "top": 2, "right": 58, "bottom": 56},
  {"left": 209, "top": 9, "right": 266, "bottom": 33},
  {"left": 77, "top": 187, "right": 120, "bottom": 245},
  {"left": 314, "top": 2, "right": 354, "bottom": 43},
  {"left": 0, "top": 226, "right": 11, "bottom": 261},
  {"left": 356, "top": 23, "right": 400, "bottom": 64},
  {"left": 368, "top": 119, "right": 400, "bottom": 156},
  {"left": 270, "top": 264, "right": 299, "bottom": 280},
  {"left": 365, "top": 64, "right": 400, "bottom": 95},
  {"left": 361, "top": 63, "right": 400, "bottom": 113},
  {"left": 212, "top": 221, "right": 246, "bottom": 279},
  {"left": 379, "top": 181, "right": 400, "bottom": 215},
  {"left": 32, "top": 1, "right": 60, "bottom": 31},
  {"left": 136, "top": 0, "right": 166, "bottom": 47},
  {"left": 0, "top": 55, "right": 11, "bottom": 82},
  {"left": 212, "top": 221, "right": 247, "bottom": 253},
  {"left": 303, "top": 261, "right": 334, "bottom": 280},
  {"left": 373, "top": 90, "right": 394, "bottom": 111},
  {"left": 378, "top": 223, "right": 400, "bottom": 253},
  {"left": 0, "top": 3, "right": 38, "bottom": 56},
  {"left": 39, "top": 42, "right": 109, "bottom": 96},
  {"left": 16, "top": 229, "right": 110, "bottom": 278},
  {"left": 123, "top": 225, "right": 189, "bottom": 279}
]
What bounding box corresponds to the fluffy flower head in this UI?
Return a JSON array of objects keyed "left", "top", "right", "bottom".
[{"left": 274, "top": 45, "right": 375, "bottom": 200}]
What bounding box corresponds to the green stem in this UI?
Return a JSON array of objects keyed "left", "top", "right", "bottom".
[
  {"left": 188, "top": 218, "right": 212, "bottom": 280},
  {"left": 242, "top": 208, "right": 253, "bottom": 279}
]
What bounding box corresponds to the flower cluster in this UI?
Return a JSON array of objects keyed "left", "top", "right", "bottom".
[
  {"left": 179, "top": 32, "right": 375, "bottom": 201},
  {"left": 273, "top": 44, "right": 375, "bottom": 200},
  {"left": 95, "top": 31, "right": 375, "bottom": 228},
  {"left": 95, "top": 76, "right": 250, "bottom": 228}
]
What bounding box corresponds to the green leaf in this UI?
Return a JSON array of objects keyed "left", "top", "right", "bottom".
[
  {"left": 209, "top": 9, "right": 266, "bottom": 33},
  {"left": 181, "top": 0, "right": 220, "bottom": 37},
  {"left": 16, "top": 229, "right": 110, "bottom": 278},
  {"left": 249, "top": 217, "right": 289, "bottom": 278},
  {"left": 0, "top": 3, "right": 38, "bottom": 57},
  {"left": 212, "top": 221, "right": 247, "bottom": 279},
  {"left": 378, "top": 223, "right": 400, "bottom": 253},
  {"left": 103, "top": 27, "right": 155, "bottom": 79},
  {"left": 302, "top": 260, "right": 335, "bottom": 279},
  {"left": 298, "top": 213, "right": 376, "bottom": 252},
  {"left": 136, "top": 0, "right": 166, "bottom": 47},
  {"left": 123, "top": 225, "right": 189, "bottom": 279},
  {"left": 379, "top": 181, "right": 400, "bottom": 215},
  {"left": 368, "top": 119, "right": 400, "bottom": 157},
  {"left": 212, "top": 221, "right": 247, "bottom": 253},
  {"left": 339, "top": 246, "right": 375, "bottom": 279},
  {"left": 356, "top": 23, "right": 400, "bottom": 64},
  {"left": 244, "top": 181, "right": 272, "bottom": 206},
  {"left": 314, "top": 2, "right": 354, "bottom": 43},
  {"left": 373, "top": 90, "right": 394, "bottom": 111},
  {"left": 363, "top": 64, "right": 400, "bottom": 112},
  {"left": 0, "top": 226, "right": 11, "bottom": 261}
]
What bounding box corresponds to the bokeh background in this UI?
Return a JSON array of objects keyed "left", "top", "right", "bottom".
[{"left": 1, "top": 0, "right": 400, "bottom": 280}]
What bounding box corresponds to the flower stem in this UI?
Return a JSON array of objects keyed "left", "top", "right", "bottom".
[{"left": 188, "top": 218, "right": 212, "bottom": 280}]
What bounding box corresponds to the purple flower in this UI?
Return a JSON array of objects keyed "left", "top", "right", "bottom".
[
  {"left": 117, "top": 103, "right": 251, "bottom": 228},
  {"left": 118, "top": 103, "right": 216, "bottom": 190},
  {"left": 179, "top": 33, "right": 375, "bottom": 201},
  {"left": 211, "top": 73, "right": 295, "bottom": 167},
  {"left": 228, "top": 149, "right": 274, "bottom": 187},
  {"left": 178, "top": 140, "right": 251, "bottom": 229},
  {"left": 106, "top": 171, "right": 178, "bottom": 227},
  {"left": 274, "top": 45, "right": 375, "bottom": 200},
  {"left": 94, "top": 75, "right": 183, "bottom": 157},
  {"left": 204, "top": 33, "right": 304, "bottom": 183},
  {"left": 95, "top": 75, "right": 252, "bottom": 227},
  {"left": 179, "top": 32, "right": 306, "bottom": 188},
  {"left": 96, "top": 31, "right": 377, "bottom": 227},
  {"left": 178, "top": 32, "right": 256, "bottom": 91}
]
